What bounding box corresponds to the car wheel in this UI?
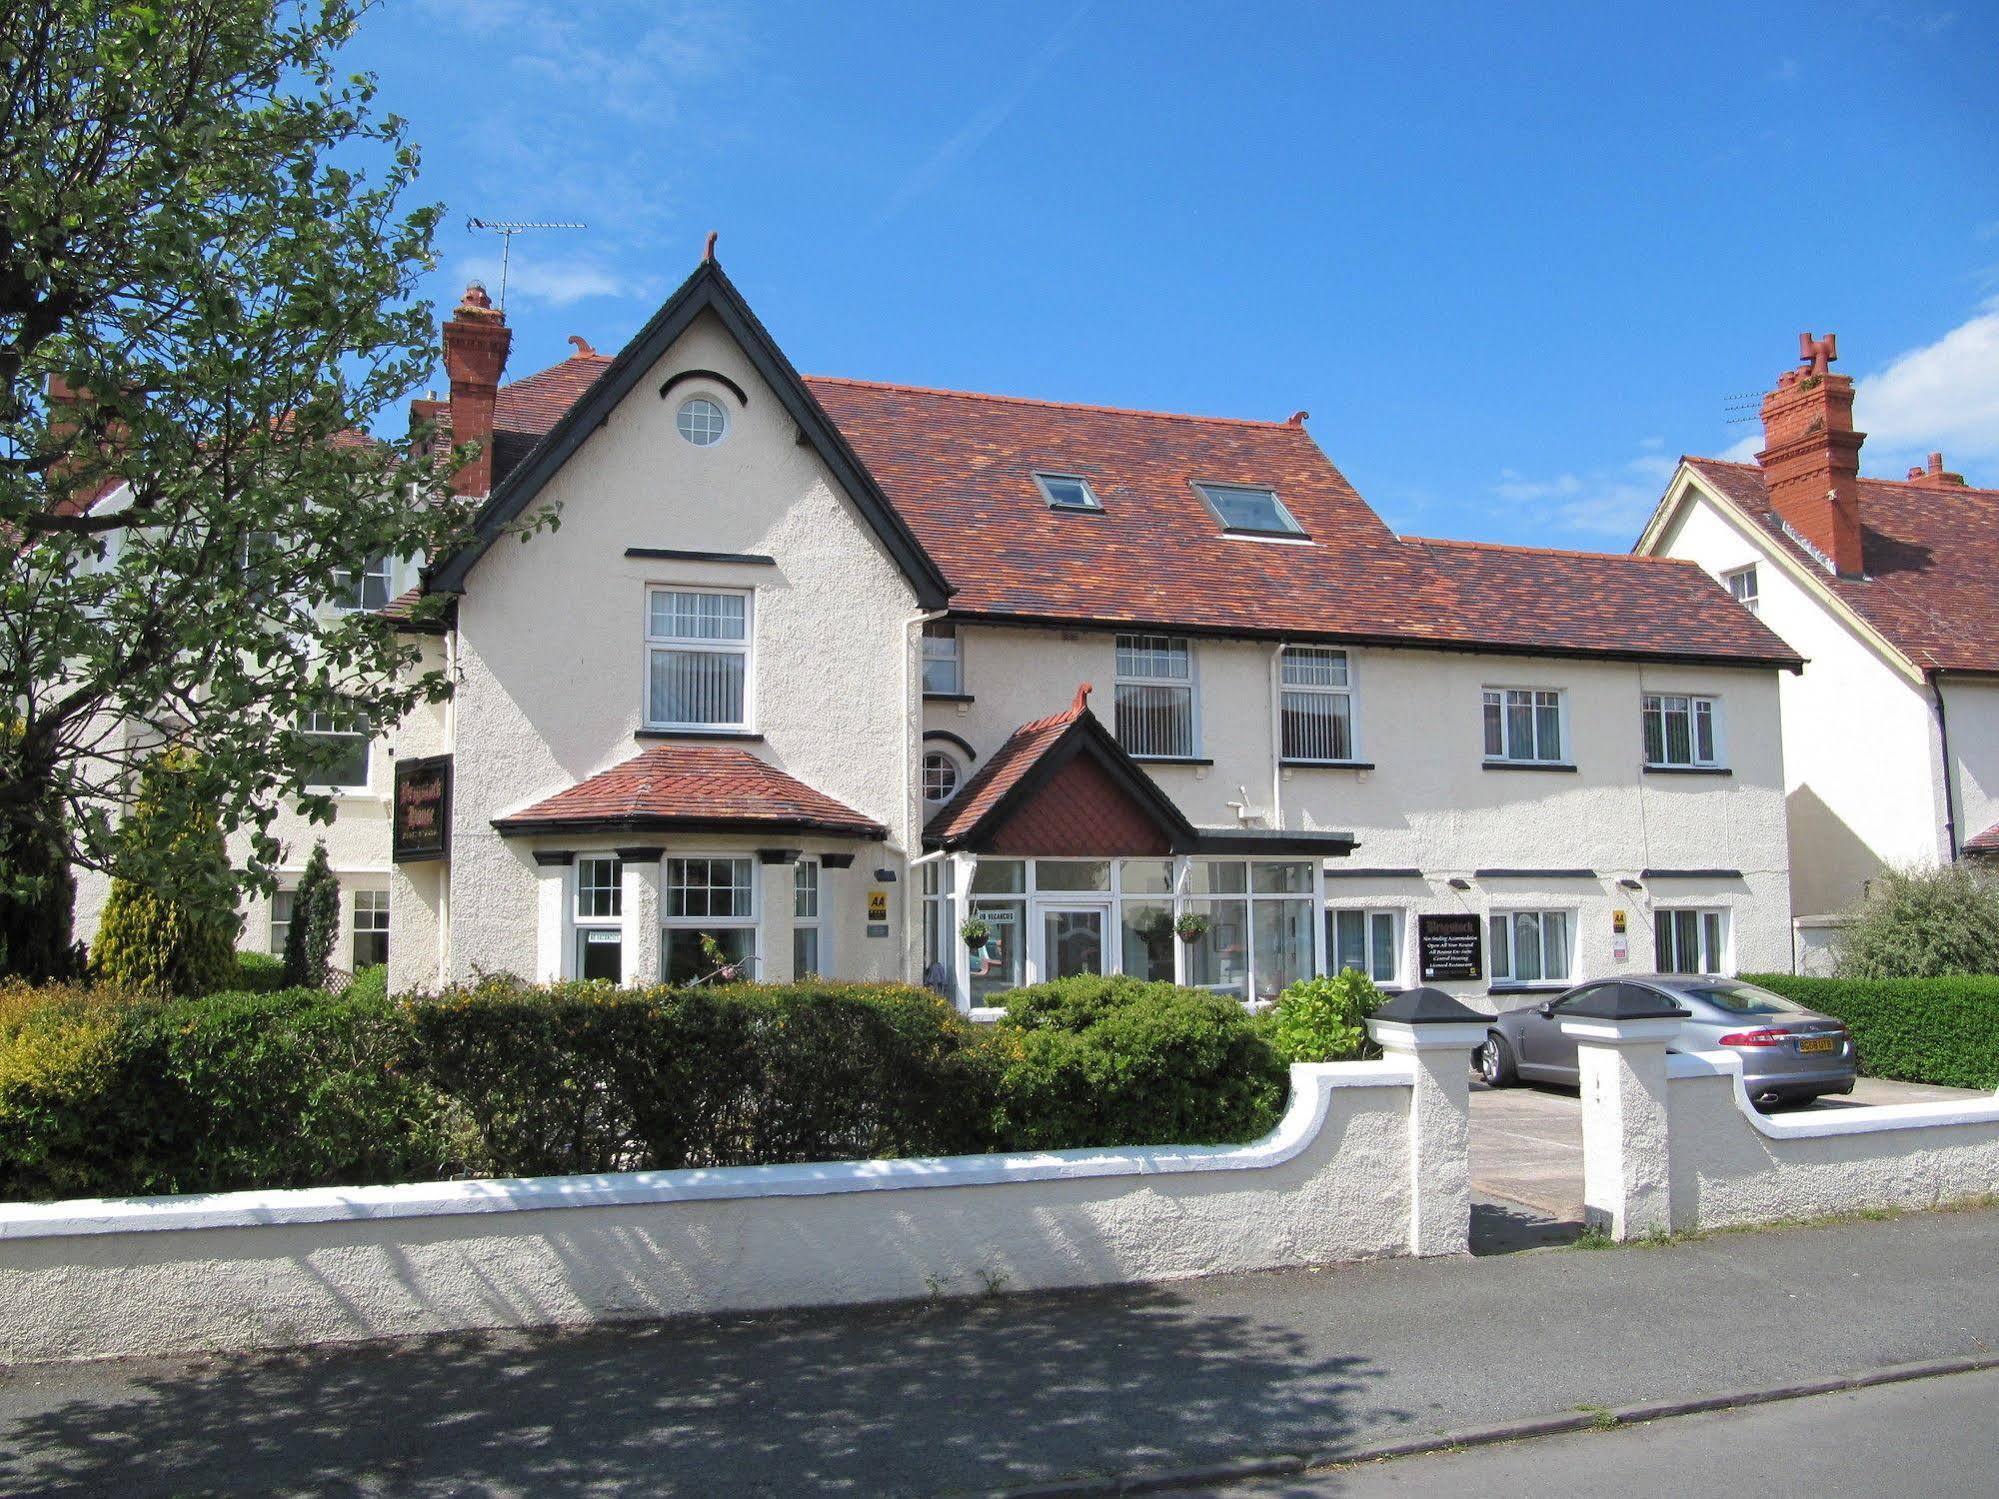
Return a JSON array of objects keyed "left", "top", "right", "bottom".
[{"left": 1478, "top": 1034, "right": 1518, "bottom": 1087}]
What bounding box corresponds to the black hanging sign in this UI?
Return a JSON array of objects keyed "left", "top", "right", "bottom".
[
  {"left": 393, "top": 754, "right": 452, "bottom": 863},
  {"left": 1417, "top": 913, "right": 1483, "bottom": 982}
]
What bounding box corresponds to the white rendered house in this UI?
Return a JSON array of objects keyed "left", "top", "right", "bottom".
[
  {"left": 76, "top": 253, "right": 1804, "bottom": 1007},
  {"left": 1636, "top": 334, "right": 1999, "bottom": 948}
]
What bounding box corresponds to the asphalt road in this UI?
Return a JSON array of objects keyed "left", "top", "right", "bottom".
[
  {"left": 1206, "top": 1365, "right": 1999, "bottom": 1496},
  {"left": 2, "top": 1207, "right": 1996, "bottom": 1495}
]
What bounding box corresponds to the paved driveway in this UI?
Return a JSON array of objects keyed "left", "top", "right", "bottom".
[{"left": 1468, "top": 1074, "right": 1988, "bottom": 1251}]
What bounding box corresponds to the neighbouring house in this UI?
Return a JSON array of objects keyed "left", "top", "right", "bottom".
[
  {"left": 1635, "top": 333, "right": 1999, "bottom": 960},
  {"left": 72, "top": 253, "right": 1804, "bottom": 1008}
]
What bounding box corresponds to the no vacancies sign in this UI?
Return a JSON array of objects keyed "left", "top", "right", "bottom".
[{"left": 393, "top": 754, "right": 452, "bottom": 863}]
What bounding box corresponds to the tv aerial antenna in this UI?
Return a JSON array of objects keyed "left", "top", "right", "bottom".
[{"left": 465, "top": 218, "right": 587, "bottom": 310}]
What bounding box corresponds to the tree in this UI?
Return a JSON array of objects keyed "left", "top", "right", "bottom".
[
  {"left": 1835, "top": 863, "right": 1999, "bottom": 979},
  {"left": 0, "top": 725, "right": 81, "bottom": 980},
  {"left": 0, "top": 2, "right": 543, "bottom": 917},
  {"left": 90, "top": 749, "right": 239, "bottom": 993},
  {"left": 281, "top": 838, "right": 340, "bottom": 988}
]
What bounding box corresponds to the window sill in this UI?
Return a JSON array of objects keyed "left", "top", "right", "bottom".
[
  {"left": 1481, "top": 760, "right": 1577, "bottom": 773},
  {"left": 1643, "top": 765, "right": 1731, "bottom": 777},
  {"left": 1280, "top": 759, "right": 1375, "bottom": 770},
  {"left": 1129, "top": 755, "right": 1215, "bottom": 766},
  {"left": 635, "top": 727, "right": 764, "bottom": 742},
  {"left": 923, "top": 692, "right": 975, "bottom": 704}
]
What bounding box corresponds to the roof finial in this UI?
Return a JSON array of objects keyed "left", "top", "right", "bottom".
[
  {"left": 703, "top": 230, "right": 718, "bottom": 263},
  {"left": 1068, "top": 682, "right": 1093, "bottom": 716},
  {"left": 567, "top": 334, "right": 597, "bottom": 358},
  {"left": 1797, "top": 331, "right": 1838, "bottom": 377},
  {"left": 1287, "top": 410, "right": 1309, "bottom": 426}
]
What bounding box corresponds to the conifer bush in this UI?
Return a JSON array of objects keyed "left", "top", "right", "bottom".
[
  {"left": 281, "top": 841, "right": 341, "bottom": 989},
  {"left": 89, "top": 749, "right": 238, "bottom": 995}
]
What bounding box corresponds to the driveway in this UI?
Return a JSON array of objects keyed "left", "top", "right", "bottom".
[{"left": 1468, "top": 1074, "right": 1988, "bottom": 1252}]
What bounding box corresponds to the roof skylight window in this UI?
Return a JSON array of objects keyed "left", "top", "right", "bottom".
[
  {"left": 1033, "top": 472, "right": 1102, "bottom": 511},
  {"left": 1194, "top": 481, "right": 1304, "bottom": 536}
]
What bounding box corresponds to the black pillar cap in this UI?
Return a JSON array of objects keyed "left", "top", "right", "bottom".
[
  {"left": 1558, "top": 983, "right": 1691, "bottom": 1021},
  {"left": 1372, "top": 987, "right": 1487, "bottom": 1025}
]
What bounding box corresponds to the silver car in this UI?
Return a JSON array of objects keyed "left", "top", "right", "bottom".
[{"left": 1476, "top": 974, "right": 1858, "bottom": 1109}]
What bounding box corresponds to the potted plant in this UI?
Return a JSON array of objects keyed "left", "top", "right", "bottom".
[
  {"left": 1174, "top": 911, "right": 1211, "bottom": 944},
  {"left": 959, "top": 916, "right": 992, "bottom": 950}
]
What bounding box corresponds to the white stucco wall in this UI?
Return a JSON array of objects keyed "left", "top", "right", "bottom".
[
  {"left": 431, "top": 311, "right": 924, "bottom": 988},
  {"left": 1652, "top": 480, "right": 1945, "bottom": 916},
  {"left": 934, "top": 622, "right": 1793, "bottom": 1002},
  {"left": 1944, "top": 677, "right": 1999, "bottom": 858},
  {"left": 1664, "top": 1052, "right": 1999, "bottom": 1232},
  {"left": 0, "top": 1062, "right": 1419, "bottom": 1363}
]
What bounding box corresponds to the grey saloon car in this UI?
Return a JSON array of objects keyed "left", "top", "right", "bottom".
[{"left": 1476, "top": 974, "right": 1857, "bottom": 1108}]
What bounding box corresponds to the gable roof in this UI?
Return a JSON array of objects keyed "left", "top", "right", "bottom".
[
  {"left": 491, "top": 743, "right": 886, "bottom": 839},
  {"left": 1683, "top": 458, "right": 1999, "bottom": 675},
  {"left": 807, "top": 378, "right": 1800, "bottom": 671},
  {"left": 923, "top": 688, "right": 1199, "bottom": 852},
  {"left": 424, "top": 259, "right": 953, "bottom": 607},
  {"left": 1967, "top": 822, "right": 1999, "bottom": 857}
]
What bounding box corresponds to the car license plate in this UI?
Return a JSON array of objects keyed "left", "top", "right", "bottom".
[{"left": 1798, "top": 1036, "right": 1837, "bottom": 1055}]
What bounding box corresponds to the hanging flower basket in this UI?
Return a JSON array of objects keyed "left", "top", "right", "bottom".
[
  {"left": 959, "top": 917, "right": 992, "bottom": 950},
  {"left": 1174, "top": 911, "right": 1212, "bottom": 944}
]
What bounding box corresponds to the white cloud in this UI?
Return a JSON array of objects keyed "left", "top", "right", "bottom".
[
  {"left": 456, "top": 253, "right": 653, "bottom": 309},
  {"left": 1853, "top": 298, "right": 1999, "bottom": 475},
  {"left": 1721, "top": 432, "right": 1762, "bottom": 462},
  {"left": 1490, "top": 446, "right": 1677, "bottom": 540}
]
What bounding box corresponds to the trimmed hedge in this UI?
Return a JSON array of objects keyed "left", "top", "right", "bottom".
[
  {"left": 0, "top": 974, "right": 1287, "bottom": 1201},
  {"left": 1744, "top": 973, "right": 1999, "bottom": 1091}
]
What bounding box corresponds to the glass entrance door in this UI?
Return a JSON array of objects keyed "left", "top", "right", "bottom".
[{"left": 1041, "top": 905, "right": 1108, "bottom": 980}]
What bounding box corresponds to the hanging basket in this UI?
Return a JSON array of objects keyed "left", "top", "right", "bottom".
[
  {"left": 959, "top": 918, "right": 992, "bottom": 950},
  {"left": 1174, "top": 912, "right": 1212, "bottom": 944}
]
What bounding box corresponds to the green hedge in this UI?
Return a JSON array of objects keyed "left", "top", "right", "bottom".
[
  {"left": 0, "top": 974, "right": 1287, "bottom": 1201},
  {"left": 1744, "top": 973, "right": 1999, "bottom": 1090}
]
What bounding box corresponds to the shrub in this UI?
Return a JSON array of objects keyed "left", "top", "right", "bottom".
[
  {"left": 0, "top": 730, "right": 83, "bottom": 983},
  {"left": 1834, "top": 864, "right": 1999, "bottom": 978},
  {"left": 1744, "top": 973, "right": 1999, "bottom": 1090},
  {"left": 987, "top": 974, "right": 1287, "bottom": 1151},
  {"left": 221, "top": 950, "right": 289, "bottom": 994},
  {"left": 1261, "top": 970, "right": 1384, "bottom": 1063},
  {"left": 346, "top": 964, "right": 388, "bottom": 1003},
  {"left": 282, "top": 841, "right": 341, "bottom": 990},
  {"left": 90, "top": 749, "right": 238, "bottom": 995}
]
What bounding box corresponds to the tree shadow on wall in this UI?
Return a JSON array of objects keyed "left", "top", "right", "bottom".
[{"left": 0, "top": 1277, "right": 1394, "bottom": 1496}]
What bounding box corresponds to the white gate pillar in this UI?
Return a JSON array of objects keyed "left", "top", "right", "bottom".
[
  {"left": 1367, "top": 988, "right": 1488, "bottom": 1258},
  {"left": 1559, "top": 986, "right": 1688, "bottom": 1241}
]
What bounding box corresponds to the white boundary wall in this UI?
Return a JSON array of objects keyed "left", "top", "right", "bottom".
[{"left": 0, "top": 1062, "right": 1427, "bottom": 1364}]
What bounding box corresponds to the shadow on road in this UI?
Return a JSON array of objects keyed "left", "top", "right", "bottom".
[
  {"left": 1471, "top": 1197, "right": 1583, "bottom": 1256},
  {"left": 0, "top": 1279, "right": 1397, "bottom": 1496}
]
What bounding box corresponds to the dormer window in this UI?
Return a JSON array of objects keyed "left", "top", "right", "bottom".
[
  {"left": 1033, "top": 472, "right": 1102, "bottom": 511},
  {"left": 1193, "top": 481, "right": 1303, "bottom": 537}
]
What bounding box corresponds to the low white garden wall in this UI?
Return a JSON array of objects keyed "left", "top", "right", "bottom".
[
  {"left": 0, "top": 1061, "right": 1427, "bottom": 1364},
  {"left": 1665, "top": 1052, "right": 1999, "bottom": 1232}
]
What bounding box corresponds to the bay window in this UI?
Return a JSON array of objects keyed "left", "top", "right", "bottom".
[
  {"left": 268, "top": 889, "right": 293, "bottom": 957},
  {"left": 574, "top": 854, "right": 623, "bottom": 981},
  {"left": 967, "top": 859, "right": 1026, "bottom": 1006},
  {"left": 1280, "top": 647, "right": 1355, "bottom": 762},
  {"left": 646, "top": 588, "right": 751, "bottom": 730},
  {"left": 352, "top": 889, "right": 390, "bottom": 969},
  {"left": 1114, "top": 634, "right": 1196, "bottom": 759},
  {"left": 663, "top": 855, "right": 756, "bottom": 983},
  {"left": 1488, "top": 909, "right": 1571, "bottom": 987},
  {"left": 793, "top": 859, "right": 823, "bottom": 978},
  {"left": 1642, "top": 693, "right": 1722, "bottom": 768}
]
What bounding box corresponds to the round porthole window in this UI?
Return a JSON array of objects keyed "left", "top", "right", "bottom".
[
  {"left": 676, "top": 395, "right": 727, "bottom": 446},
  {"left": 922, "top": 751, "right": 961, "bottom": 805}
]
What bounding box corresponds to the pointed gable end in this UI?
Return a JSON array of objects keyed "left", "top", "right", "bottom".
[
  {"left": 425, "top": 257, "right": 953, "bottom": 606},
  {"left": 924, "top": 687, "right": 1198, "bottom": 855}
]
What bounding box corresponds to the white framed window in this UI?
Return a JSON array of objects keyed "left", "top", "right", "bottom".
[
  {"left": 1488, "top": 909, "right": 1572, "bottom": 986},
  {"left": 921, "top": 621, "right": 961, "bottom": 695},
  {"left": 301, "top": 703, "right": 371, "bottom": 790},
  {"left": 922, "top": 749, "right": 962, "bottom": 806},
  {"left": 573, "top": 854, "right": 623, "bottom": 982},
  {"left": 663, "top": 855, "right": 757, "bottom": 984},
  {"left": 1180, "top": 859, "right": 1312, "bottom": 1004},
  {"left": 1327, "top": 908, "right": 1400, "bottom": 985},
  {"left": 1114, "top": 633, "right": 1197, "bottom": 758},
  {"left": 792, "top": 858, "right": 823, "bottom": 977},
  {"left": 676, "top": 395, "right": 728, "bottom": 446},
  {"left": 1656, "top": 908, "right": 1729, "bottom": 975},
  {"left": 1724, "top": 565, "right": 1759, "bottom": 614},
  {"left": 1483, "top": 688, "right": 1565, "bottom": 764},
  {"left": 1033, "top": 472, "right": 1102, "bottom": 511},
  {"left": 1642, "top": 693, "right": 1722, "bottom": 768},
  {"left": 333, "top": 554, "right": 393, "bottom": 613},
  {"left": 269, "top": 888, "right": 294, "bottom": 957},
  {"left": 646, "top": 587, "right": 751, "bottom": 730},
  {"left": 352, "top": 889, "right": 389, "bottom": 969},
  {"left": 1280, "top": 646, "right": 1355, "bottom": 762},
  {"left": 1193, "top": 481, "right": 1303, "bottom": 536}
]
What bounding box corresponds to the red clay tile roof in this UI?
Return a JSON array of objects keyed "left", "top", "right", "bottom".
[
  {"left": 1967, "top": 822, "right": 1999, "bottom": 855},
  {"left": 378, "top": 585, "right": 451, "bottom": 633},
  {"left": 492, "top": 744, "right": 886, "bottom": 838},
  {"left": 489, "top": 350, "right": 612, "bottom": 486},
  {"left": 806, "top": 378, "right": 1798, "bottom": 669},
  {"left": 1687, "top": 458, "right": 1999, "bottom": 674},
  {"left": 924, "top": 697, "right": 1089, "bottom": 846}
]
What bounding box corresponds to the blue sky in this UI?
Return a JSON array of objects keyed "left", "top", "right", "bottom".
[{"left": 347, "top": 1, "right": 1999, "bottom": 546}]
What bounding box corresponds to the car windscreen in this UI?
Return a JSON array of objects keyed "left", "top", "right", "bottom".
[{"left": 1679, "top": 982, "right": 1809, "bottom": 1016}]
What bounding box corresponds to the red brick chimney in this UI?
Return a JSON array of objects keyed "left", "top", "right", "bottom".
[
  {"left": 1757, "top": 332, "right": 1866, "bottom": 578},
  {"left": 44, "top": 373, "right": 128, "bottom": 516},
  {"left": 1905, "top": 452, "right": 1967, "bottom": 489},
  {"left": 441, "top": 282, "right": 511, "bottom": 497}
]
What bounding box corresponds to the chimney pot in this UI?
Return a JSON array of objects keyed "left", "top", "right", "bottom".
[{"left": 1905, "top": 450, "right": 1967, "bottom": 488}]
